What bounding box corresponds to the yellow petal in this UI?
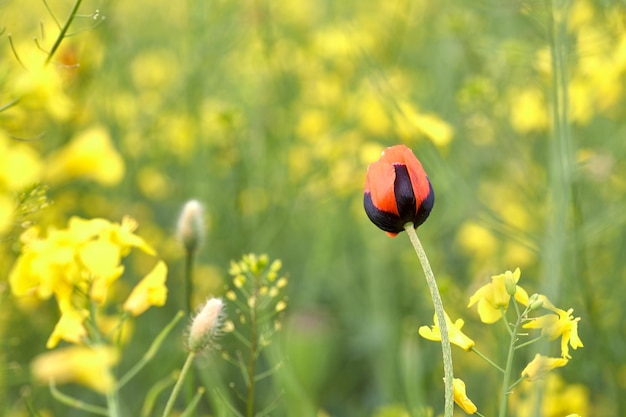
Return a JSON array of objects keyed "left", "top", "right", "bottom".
[
  {"left": 521, "top": 354, "right": 568, "bottom": 381},
  {"left": 476, "top": 299, "right": 502, "bottom": 324},
  {"left": 46, "top": 126, "right": 125, "bottom": 186},
  {"left": 46, "top": 308, "right": 88, "bottom": 348},
  {"left": 453, "top": 378, "right": 477, "bottom": 414},
  {"left": 123, "top": 261, "right": 168, "bottom": 316},
  {"left": 32, "top": 345, "right": 119, "bottom": 393}
]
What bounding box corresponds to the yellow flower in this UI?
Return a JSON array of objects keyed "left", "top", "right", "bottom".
[
  {"left": 395, "top": 101, "right": 454, "bottom": 147},
  {"left": 31, "top": 345, "right": 119, "bottom": 393},
  {"left": 468, "top": 268, "right": 529, "bottom": 324},
  {"left": 123, "top": 261, "right": 168, "bottom": 316},
  {"left": 521, "top": 354, "right": 569, "bottom": 381},
  {"left": 418, "top": 311, "right": 475, "bottom": 351},
  {"left": 0, "top": 131, "right": 43, "bottom": 234},
  {"left": 0, "top": 131, "right": 43, "bottom": 191},
  {"left": 523, "top": 296, "right": 583, "bottom": 359},
  {"left": 46, "top": 300, "right": 88, "bottom": 348},
  {"left": 0, "top": 194, "right": 14, "bottom": 235},
  {"left": 9, "top": 217, "right": 159, "bottom": 346},
  {"left": 10, "top": 45, "right": 73, "bottom": 121},
  {"left": 453, "top": 378, "right": 477, "bottom": 414},
  {"left": 509, "top": 87, "right": 549, "bottom": 133},
  {"left": 46, "top": 126, "right": 125, "bottom": 186}
]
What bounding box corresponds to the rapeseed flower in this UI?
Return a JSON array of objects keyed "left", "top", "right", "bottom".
[
  {"left": 453, "top": 378, "right": 477, "bottom": 414},
  {"left": 9, "top": 216, "right": 160, "bottom": 347},
  {"left": 523, "top": 296, "right": 583, "bottom": 359},
  {"left": 0, "top": 131, "right": 43, "bottom": 233},
  {"left": 123, "top": 261, "right": 168, "bottom": 316},
  {"left": 46, "top": 126, "right": 125, "bottom": 186},
  {"left": 9, "top": 45, "right": 73, "bottom": 121},
  {"left": 467, "top": 268, "right": 529, "bottom": 324},
  {"left": 521, "top": 354, "right": 568, "bottom": 381},
  {"left": 419, "top": 311, "right": 475, "bottom": 351},
  {"left": 32, "top": 345, "right": 119, "bottom": 393}
]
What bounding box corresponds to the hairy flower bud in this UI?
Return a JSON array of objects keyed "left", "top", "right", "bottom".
[
  {"left": 177, "top": 200, "right": 204, "bottom": 253},
  {"left": 188, "top": 297, "right": 224, "bottom": 352}
]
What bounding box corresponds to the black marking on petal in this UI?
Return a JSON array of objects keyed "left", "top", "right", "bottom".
[
  {"left": 364, "top": 192, "right": 404, "bottom": 234},
  {"left": 393, "top": 164, "right": 418, "bottom": 224},
  {"left": 414, "top": 179, "right": 434, "bottom": 228}
]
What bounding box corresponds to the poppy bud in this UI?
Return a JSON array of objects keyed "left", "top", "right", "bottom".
[
  {"left": 364, "top": 145, "right": 434, "bottom": 237},
  {"left": 177, "top": 199, "right": 204, "bottom": 253}
]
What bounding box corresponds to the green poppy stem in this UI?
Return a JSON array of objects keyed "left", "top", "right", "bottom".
[
  {"left": 404, "top": 224, "right": 454, "bottom": 417},
  {"left": 184, "top": 249, "right": 196, "bottom": 416},
  {"left": 162, "top": 352, "right": 197, "bottom": 417}
]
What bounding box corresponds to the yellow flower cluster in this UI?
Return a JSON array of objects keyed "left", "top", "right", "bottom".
[
  {"left": 31, "top": 345, "right": 119, "bottom": 394},
  {"left": 0, "top": 131, "right": 43, "bottom": 235},
  {"left": 9, "top": 216, "right": 167, "bottom": 348},
  {"left": 418, "top": 268, "right": 584, "bottom": 415},
  {"left": 467, "top": 271, "right": 583, "bottom": 360}
]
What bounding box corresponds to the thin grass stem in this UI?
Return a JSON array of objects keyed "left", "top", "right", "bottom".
[
  {"left": 49, "top": 382, "right": 108, "bottom": 416},
  {"left": 117, "top": 311, "right": 185, "bottom": 390},
  {"left": 45, "top": 0, "right": 83, "bottom": 65}
]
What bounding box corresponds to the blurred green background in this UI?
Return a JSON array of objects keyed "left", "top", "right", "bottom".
[{"left": 1, "top": 0, "right": 625, "bottom": 416}]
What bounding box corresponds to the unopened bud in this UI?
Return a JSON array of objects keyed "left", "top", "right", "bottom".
[
  {"left": 504, "top": 270, "right": 518, "bottom": 296},
  {"left": 527, "top": 293, "right": 543, "bottom": 312},
  {"left": 188, "top": 297, "right": 224, "bottom": 352},
  {"left": 177, "top": 200, "right": 204, "bottom": 253}
]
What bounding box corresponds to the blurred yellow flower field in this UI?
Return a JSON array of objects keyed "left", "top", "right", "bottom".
[{"left": 1, "top": 0, "right": 625, "bottom": 416}]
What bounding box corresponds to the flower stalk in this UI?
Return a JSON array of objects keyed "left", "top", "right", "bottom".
[
  {"left": 45, "top": 0, "right": 83, "bottom": 66},
  {"left": 247, "top": 275, "right": 261, "bottom": 417},
  {"left": 404, "top": 224, "right": 453, "bottom": 417},
  {"left": 162, "top": 352, "right": 197, "bottom": 417}
]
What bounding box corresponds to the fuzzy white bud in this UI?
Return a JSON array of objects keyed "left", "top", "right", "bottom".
[
  {"left": 188, "top": 297, "right": 224, "bottom": 352},
  {"left": 177, "top": 200, "right": 204, "bottom": 253}
]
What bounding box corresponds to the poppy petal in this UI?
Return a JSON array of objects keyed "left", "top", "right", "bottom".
[
  {"left": 363, "top": 144, "right": 434, "bottom": 236},
  {"left": 365, "top": 160, "right": 399, "bottom": 215},
  {"left": 364, "top": 192, "right": 404, "bottom": 234}
]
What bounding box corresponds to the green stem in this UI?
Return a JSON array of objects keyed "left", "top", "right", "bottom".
[
  {"left": 106, "top": 389, "right": 122, "bottom": 417},
  {"left": 180, "top": 388, "right": 205, "bottom": 417},
  {"left": 141, "top": 374, "right": 177, "bottom": 417},
  {"left": 87, "top": 302, "right": 121, "bottom": 417},
  {"left": 184, "top": 250, "right": 196, "bottom": 416},
  {"left": 498, "top": 299, "right": 527, "bottom": 417},
  {"left": 117, "top": 311, "right": 185, "bottom": 390},
  {"left": 514, "top": 335, "right": 544, "bottom": 350},
  {"left": 49, "top": 382, "right": 108, "bottom": 416},
  {"left": 246, "top": 276, "right": 260, "bottom": 417},
  {"left": 404, "top": 224, "right": 453, "bottom": 417},
  {"left": 508, "top": 376, "right": 526, "bottom": 392},
  {"left": 470, "top": 347, "right": 505, "bottom": 373},
  {"left": 45, "top": 0, "right": 83, "bottom": 66},
  {"left": 162, "top": 352, "right": 197, "bottom": 417},
  {"left": 185, "top": 250, "right": 194, "bottom": 316}
]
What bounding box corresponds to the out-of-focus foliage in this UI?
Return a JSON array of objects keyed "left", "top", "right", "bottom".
[{"left": 1, "top": 0, "right": 625, "bottom": 415}]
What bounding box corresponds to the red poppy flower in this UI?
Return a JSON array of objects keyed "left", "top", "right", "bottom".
[{"left": 364, "top": 145, "right": 434, "bottom": 237}]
